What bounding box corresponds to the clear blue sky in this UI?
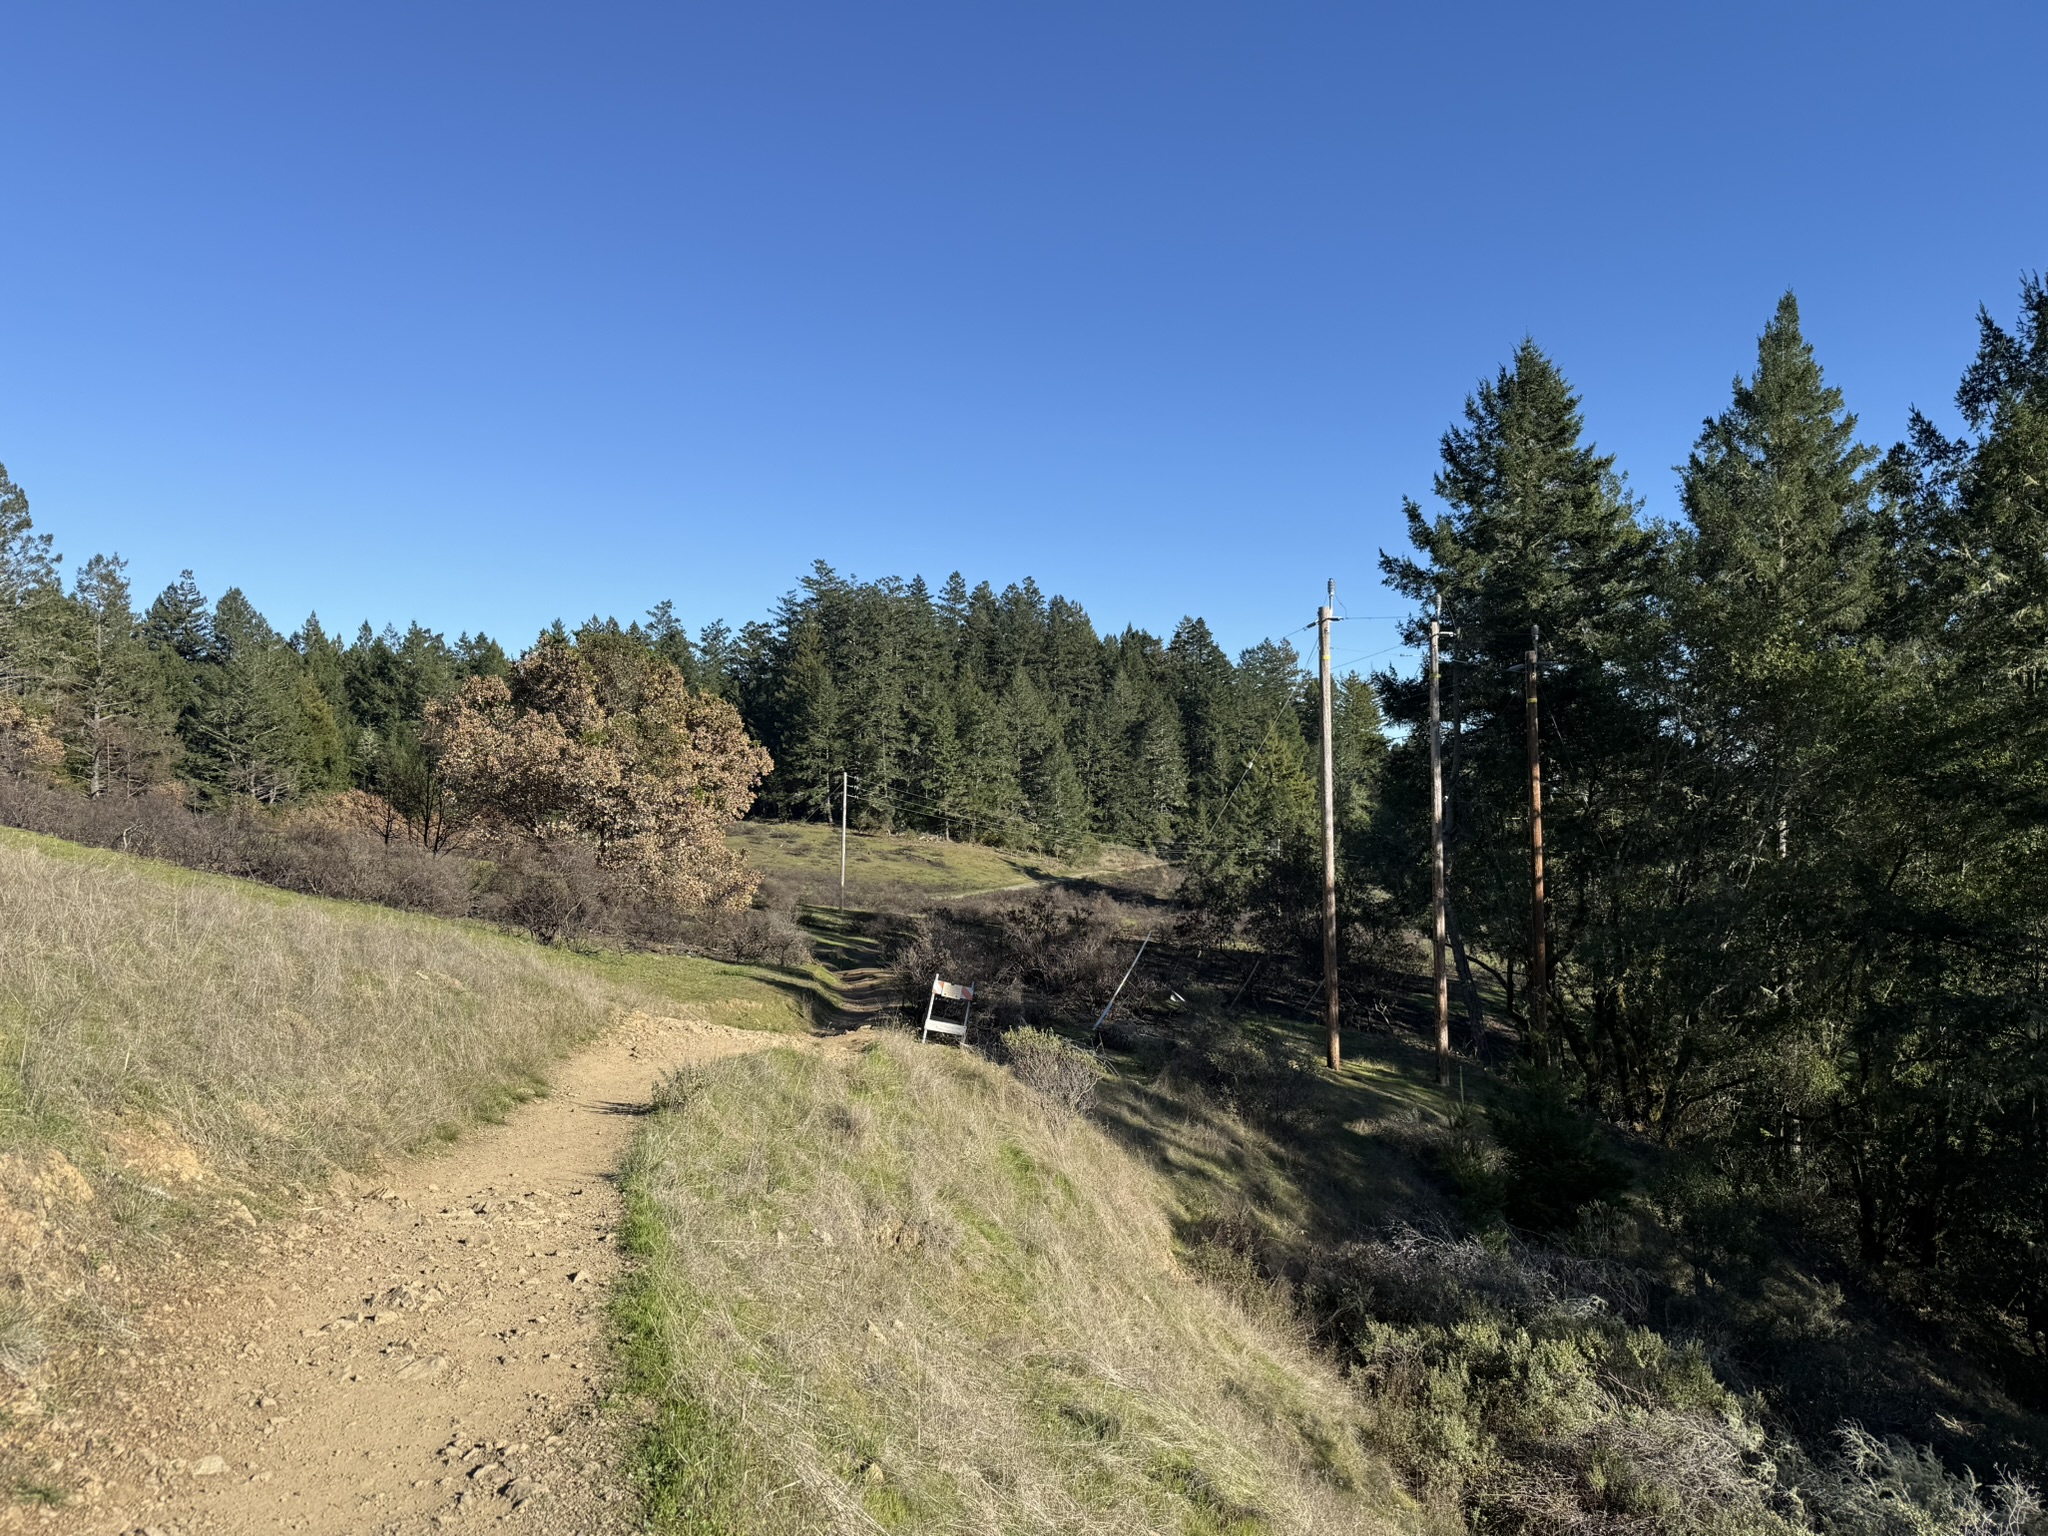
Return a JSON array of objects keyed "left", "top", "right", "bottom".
[{"left": 3, "top": 3, "right": 2044, "bottom": 674}]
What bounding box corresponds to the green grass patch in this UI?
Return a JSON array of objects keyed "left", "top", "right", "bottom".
[
  {"left": 562, "top": 945, "right": 823, "bottom": 1034},
  {"left": 731, "top": 819, "right": 1155, "bottom": 909},
  {"left": 732, "top": 819, "right": 1051, "bottom": 898},
  {"left": 613, "top": 1038, "right": 1416, "bottom": 1535}
]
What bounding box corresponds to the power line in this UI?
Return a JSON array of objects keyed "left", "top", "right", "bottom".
[{"left": 1328, "top": 642, "right": 1408, "bottom": 666}]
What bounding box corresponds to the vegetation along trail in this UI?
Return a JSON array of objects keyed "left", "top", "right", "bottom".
[{"left": 31, "top": 1011, "right": 872, "bottom": 1536}]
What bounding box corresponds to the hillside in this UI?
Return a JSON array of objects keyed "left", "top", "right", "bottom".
[
  {"left": 730, "top": 819, "right": 1164, "bottom": 910},
  {"left": 0, "top": 826, "right": 809, "bottom": 1452},
  {"left": 747, "top": 878, "right": 2048, "bottom": 1535},
  {"left": 2, "top": 823, "right": 2041, "bottom": 1533},
  {"left": 616, "top": 1034, "right": 1415, "bottom": 1534}
]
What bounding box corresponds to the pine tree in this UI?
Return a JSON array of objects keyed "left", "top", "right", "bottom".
[
  {"left": 1167, "top": 617, "right": 1238, "bottom": 813},
  {"left": 140, "top": 571, "right": 212, "bottom": 741},
  {"left": 1811, "top": 277, "right": 2048, "bottom": 1290},
  {"left": 187, "top": 589, "right": 344, "bottom": 803},
  {"left": 1331, "top": 673, "right": 1385, "bottom": 833},
  {"left": 1378, "top": 338, "right": 1663, "bottom": 1077},
  {"left": 1132, "top": 692, "right": 1190, "bottom": 850},
  {"left": 955, "top": 674, "right": 1021, "bottom": 845},
  {"left": 1656, "top": 297, "right": 1883, "bottom": 1131},
  {"left": 143, "top": 571, "right": 212, "bottom": 662},
  {"left": 0, "top": 464, "right": 63, "bottom": 696},
  {"left": 644, "top": 600, "right": 697, "bottom": 684},
  {"left": 1009, "top": 671, "right": 1089, "bottom": 855},
  {"left": 769, "top": 615, "right": 841, "bottom": 819},
  {"left": 1679, "top": 292, "right": 1880, "bottom": 782},
  {"left": 901, "top": 579, "right": 966, "bottom": 833},
  {"left": 55, "top": 555, "right": 176, "bottom": 794},
  {"left": 455, "top": 632, "right": 511, "bottom": 679},
  {"left": 295, "top": 614, "right": 352, "bottom": 724}
]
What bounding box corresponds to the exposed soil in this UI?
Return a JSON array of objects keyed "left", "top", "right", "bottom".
[{"left": 12, "top": 1011, "right": 872, "bottom": 1536}]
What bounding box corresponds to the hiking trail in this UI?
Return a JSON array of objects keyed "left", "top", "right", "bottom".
[{"left": 21, "top": 1010, "right": 872, "bottom": 1536}]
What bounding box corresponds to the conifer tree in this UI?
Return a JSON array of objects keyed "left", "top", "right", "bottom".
[
  {"left": 1379, "top": 339, "right": 1660, "bottom": 1072},
  {"left": 295, "top": 614, "right": 352, "bottom": 727},
  {"left": 1131, "top": 693, "right": 1190, "bottom": 850},
  {"left": 955, "top": 675, "right": 1022, "bottom": 844},
  {"left": 55, "top": 554, "right": 176, "bottom": 794},
  {"left": 1678, "top": 293, "right": 1880, "bottom": 846},
  {"left": 643, "top": 600, "right": 696, "bottom": 683},
  {"left": 143, "top": 571, "right": 212, "bottom": 662},
  {"left": 455, "top": 631, "right": 511, "bottom": 679},
  {"left": 1166, "top": 617, "right": 1238, "bottom": 814},
  {"left": 0, "top": 464, "right": 63, "bottom": 697},
  {"left": 769, "top": 615, "right": 841, "bottom": 819},
  {"left": 187, "top": 589, "right": 346, "bottom": 803},
  {"left": 135, "top": 571, "right": 211, "bottom": 751}
]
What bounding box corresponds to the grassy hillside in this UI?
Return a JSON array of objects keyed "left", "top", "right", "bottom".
[
  {"left": 0, "top": 825, "right": 804, "bottom": 1388},
  {"left": 1101, "top": 1007, "right": 2048, "bottom": 1536},
  {"left": 683, "top": 860, "right": 2048, "bottom": 1536},
  {"left": 616, "top": 1035, "right": 1416, "bottom": 1535},
  {"left": 731, "top": 819, "right": 1160, "bottom": 909},
  {"left": 731, "top": 819, "right": 1050, "bottom": 905}
]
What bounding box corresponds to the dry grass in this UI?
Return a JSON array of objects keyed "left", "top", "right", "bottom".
[
  {"left": 731, "top": 819, "right": 1159, "bottom": 910},
  {"left": 614, "top": 1034, "right": 1422, "bottom": 1535},
  {"left": 732, "top": 820, "right": 1049, "bottom": 906},
  {"left": 0, "top": 825, "right": 797, "bottom": 1390}
]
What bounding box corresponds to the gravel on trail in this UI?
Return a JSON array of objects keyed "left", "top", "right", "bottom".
[{"left": 16, "top": 1010, "right": 869, "bottom": 1536}]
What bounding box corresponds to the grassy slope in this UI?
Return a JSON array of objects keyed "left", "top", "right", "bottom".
[
  {"left": 0, "top": 825, "right": 802, "bottom": 1385},
  {"left": 731, "top": 819, "right": 1051, "bottom": 905},
  {"left": 617, "top": 1036, "right": 1420, "bottom": 1536},
  {"left": 1114, "top": 999, "right": 2048, "bottom": 1530},
  {"left": 731, "top": 819, "right": 1157, "bottom": 909}
]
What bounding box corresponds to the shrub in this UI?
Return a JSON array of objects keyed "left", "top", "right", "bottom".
[
  {"left": 998, "top": 1027, "right": 1105, "bottom": 1124},
  {"left": 675, "top": 906, "right": 814, "bottom": 969},
  {"left": 1492, "top": 1073, "right": 1633, "bottom": 1232},
  {"left": 0, "top": 771, "right": 795, "bottom": 960},
  {"left": 1164, "top": 1018, "right": 1316, "bottom": 1131},
  {"left": 1791, "top": 1426, "right": 2044, "bottom": 1536},
  {"left": 1318, "top": 1225, "right": 1783, "bottom": 1535},
  {"left": 885, "top": 889, "right": 1160, "bottom": 1040}
]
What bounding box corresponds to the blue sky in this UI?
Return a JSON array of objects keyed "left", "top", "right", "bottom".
[{"left": 3, "top": 2, "right": 2043, "bottom": 675}]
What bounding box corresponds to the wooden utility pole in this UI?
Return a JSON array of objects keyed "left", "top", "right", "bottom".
[
  {"left": 1318, "top": 579, "right": 1341, "bottom": 1071},
  {"left": 1429, "top": 600, "right": 1450, "bottom": 1086},
  {"left": 1524, "top": 627, "right": 1548, "bottom": 1059},
  {"left": 839, "top": 770, "right": 850, "bottom": 911}
]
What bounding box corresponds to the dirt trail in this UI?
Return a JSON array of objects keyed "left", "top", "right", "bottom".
[
  {"left": 826, "top": 966, "right": 897, "bottom": 1029},
  {"left": 28, "top": 1011, "right": 868, "bottom": 1536}
]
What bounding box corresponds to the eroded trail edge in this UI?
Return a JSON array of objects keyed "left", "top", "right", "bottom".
[{"left": 35, "top": 1011, "right": 862, "bottom": 1536}]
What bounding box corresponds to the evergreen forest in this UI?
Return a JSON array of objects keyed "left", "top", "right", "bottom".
[{"left": 3, "top": 276, "right": 2046, "bottom": 1419}]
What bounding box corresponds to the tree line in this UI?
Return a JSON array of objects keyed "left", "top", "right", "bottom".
[
  {"left": 0, "top": 514, "right": 775, "bottom": 916},
  {"left": 0, "top": 468, "right": 1391, "bottom": 933},
  {"left": 1363, "top": 280, "right": 2048, "bottom": 1371},
  {"left": 0, "top": 481, "right": 1385, "bottom": 868},
  {"left": 3, "top": 274, "right": 2040, "bottom": 1372},
  {"left": 692, "top": 564, "right": 1383, "bottom": 858}
]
